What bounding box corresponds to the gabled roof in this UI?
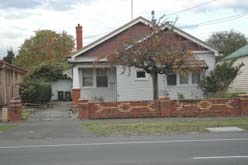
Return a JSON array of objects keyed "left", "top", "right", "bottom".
[
  {"left": 222, "top": 44, "right": 248, "bottom": 61},
  {"left": 164, "top": 25, "right": 219, "bottom": 56},
  {"left": 69, "top": 16, "right": 152, "bottom": 60},
  {"left": 68, "top": 16, "right": 219, "bottom": 61}
]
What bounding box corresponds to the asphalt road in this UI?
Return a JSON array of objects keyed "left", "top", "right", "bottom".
[{"left": 0, "top": 133, "right": 248, "bottom": 165}]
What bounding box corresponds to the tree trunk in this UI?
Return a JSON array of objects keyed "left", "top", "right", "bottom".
[{"left": 151, "top": 73, "right": 158, "bottom": 100}]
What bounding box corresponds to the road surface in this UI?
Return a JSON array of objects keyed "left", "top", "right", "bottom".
[{"left": 0, "top": 133, "right": 247, "bottom": 165}]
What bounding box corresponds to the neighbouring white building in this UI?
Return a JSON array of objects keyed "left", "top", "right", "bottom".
[
  {"left": 222, "top": 44, "right": 248, "bottom": 94},
  {"left": 51, "top": 79, "right": 72, "bottom": 101}
]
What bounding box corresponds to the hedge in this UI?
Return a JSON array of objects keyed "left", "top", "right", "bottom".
[{"left": 19, "top": 82, "right": 52, "bottom": 103}]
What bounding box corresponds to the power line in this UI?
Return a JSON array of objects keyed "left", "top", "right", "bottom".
[
  {"left": 166, "top": 0, "right": 217, "bottom": 16},
  {"left": 180, "top": 11, "right": 248, "bottom": 29},
  {"left": 84, "top": 32, "right": 108, "bottom": 39},
  {"left": 84, "top": 11, "right": 248, "bottom": 40},
  {"left": 83, "top": 1, "right": 218, "bottom": 39}
]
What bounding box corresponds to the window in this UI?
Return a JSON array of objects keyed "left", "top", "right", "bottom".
[
  {"left": 167, "top": 74, "right": 177, "bottom": 86},
  {"left": 180, "top": 73, "right": 188, "bottom": 84},
  {"left": 82, "top": 69, "right": 93, "bottom": 87},
  {"left": 192, "top": 71, "right": 200, "bottom": 84},
  {"left": 136, "top": 70, "right": 146, "bottom": 79},
  {"left": 96, "top": 69, "right": 108, "bottom": 87}
]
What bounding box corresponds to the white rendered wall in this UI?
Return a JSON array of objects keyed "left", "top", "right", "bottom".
[{"left": 51, "top": 79, "right": 72, "bottom": 101}]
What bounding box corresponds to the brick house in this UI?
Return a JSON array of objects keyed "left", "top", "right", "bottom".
[
  {"left": 0, "top": 60, "right": 27, "bottom": 106},
  {"left": 67, "top": 16, "right": 219, "bottom": 105}
]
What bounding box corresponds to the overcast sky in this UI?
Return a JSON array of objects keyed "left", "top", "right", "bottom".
[{"left": 0, "top": 0, "right": 248, "bottom": 59}]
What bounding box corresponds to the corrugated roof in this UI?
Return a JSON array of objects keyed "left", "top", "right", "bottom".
[{"left": 222, "top": 44, "right": 248, "bottom": 61}]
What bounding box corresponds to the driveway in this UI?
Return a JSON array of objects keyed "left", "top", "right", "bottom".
[
  {"left": 27, "top": 101, "right": 76, "bottom": 121},
  {"left": 0, "top": 102, "right": 95, "bottom": 143}
]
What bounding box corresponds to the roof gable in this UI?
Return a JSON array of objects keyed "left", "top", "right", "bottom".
[
  {"left": 69, "top": 17, "right": 152, "bottom": 60},
  {"left": 168, "top": 25, "right": 219, "bottom": 55},
  {"left": 68, "top": 17, "right": 219, "bottom": 62}
]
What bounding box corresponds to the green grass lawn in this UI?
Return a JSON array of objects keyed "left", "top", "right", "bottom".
[
  {"left": 81, "top": 117, "right": 248, "bottom": 136},
  {"left": 0, "top": 124, "right": 15, "bottom": 132}
]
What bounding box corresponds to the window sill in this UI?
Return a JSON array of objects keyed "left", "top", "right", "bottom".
[
  {"left": 135, "top": 78, "right": 148, "bottom": 81},
  {"left": 180, "top": 84, "right": 189, "bottom": 86},
  {"left": 167, "top": 85, "right": 177, "bottom": 87},
  {"left": 82, "top": 86, "right": 95, "bottom": 89},
  {"left": 82, "top": 86, "right": 110, "bottom": 89}
]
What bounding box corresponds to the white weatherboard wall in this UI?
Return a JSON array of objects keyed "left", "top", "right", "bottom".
[
  {"left": 229, "top": 56, "right": 248, "bottom": 93},
  {"left": 158, "top": 73, "right": 204, "bottom": 99},
  {"left": 79, "top": 68, "right": 117, "bottom": 102},
  {"left": 51, "top": 80, "right": 72, "bottom": 101},
  {"left": 117, "top": 66, "right": 153, "bottom": 101},
  {"left": 194, "top": 51, "right": 215, "bottom": 75},
  {"left": 116, "top": 66, "right": 204, "bottom": 101}
]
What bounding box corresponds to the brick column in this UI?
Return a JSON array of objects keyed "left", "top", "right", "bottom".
[
  {"left": 72, "top": 88, "right": 80, "bottom": 106},
  {"left": 2, "top": 107, "right": 8, "bottom": 123},
  {"left": 9, "top": 99, "right": 22, "bottom": 122},
  {"left": 78, "top": 99, "right": 89, "bottom": 120},
  {"left": 238, "top": 94, "right": 248, "bottom": 116},
  {"left": 160, "top": 96, "right": 171, "bottom": 117}
]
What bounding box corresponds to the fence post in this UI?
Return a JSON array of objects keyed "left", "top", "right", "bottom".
[
  {"left": 160, "top": 96, "right": 171, "bottom": 117},
  {"left": 78, "top": 99, "right": 89, "bottom": 120},
  {"left": 72, "top": 88, "right": 80, "bottom": 106},
  {"left": 9, "top": 99, "right": 22, "bottom": 122},
  {"left": 2, "top": 106, "right": 9, "bottom": 122},
  {"left": 238, "top": 94, "right": 248, "bottom": 116}
]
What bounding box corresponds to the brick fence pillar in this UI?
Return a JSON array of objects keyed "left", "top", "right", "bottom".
[
  {"left": 2, "top": 107, "right": 9, "bottom": 122},
  {"left": 160, "top": 96, "right": 171, "bottom": 117},
  {"left": 78, "top": 99, "right": 89, "bottom": 120},
  {"left": 72, "top": 88, "right": 80, "bottom": 106},
  {"left": 9, "top": 99, "right": 22, "bottom": 122},
  {"left": 238, "top": 94, "right": 248, "bottom": 116}
]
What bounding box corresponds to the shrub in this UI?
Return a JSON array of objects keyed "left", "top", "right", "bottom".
[
  {"left": 20, "top": 82, "right": 52, "bottom": 103},
  {"left": 200, "top": 61, "right": 243, "bottom": 97},
  {"left": 24, "top": 61, "right": 67, "bottom": 82}
]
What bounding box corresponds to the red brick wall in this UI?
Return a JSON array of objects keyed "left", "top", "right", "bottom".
[
  {"left": 78, "top": 23, "right": 207, "bottom": 60},
  {"left": 79, "top": 22, "right": 151, "bottom": 59},
  {"left": 72, "top": 88, "right": 80, "bottom": 106},
  {"left": 78, "top": 96, "right": 248, "bottom": 120},
  {"left": 89, "top": 101, "right": 160, "bottom": 119},
  {"left": 9, "top": 99, "right": 22, "bottom": 122},
  {"left": 170, "top": 98, "right": 241, "bottom": 117}
]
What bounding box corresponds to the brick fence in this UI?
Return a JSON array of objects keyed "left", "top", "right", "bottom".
[{"left": 78, "top": 95, "right": 248, "bottom": 120}]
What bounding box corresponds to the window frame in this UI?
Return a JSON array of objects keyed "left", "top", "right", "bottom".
[
  {"left": 180, "top": 73, "right": 189, "bottom": 85},
  {"left": 96, "top": 68, "right": 108, "bottom": 87},
  {"left": 135, "top": 69, "right": 148, "bottom": 80},
  {"left": 192, "top": 71, "right": 201, "bottom": 85},
  {"left": 82, "top": 68, "right": 94, "bottom": 88},
  {"left": 167, "top": 73, "right": 177, "bottom": 86}
]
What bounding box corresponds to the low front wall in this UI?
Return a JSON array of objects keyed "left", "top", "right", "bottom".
[
  {"left": 78, "top": 96, "right": 248, "bottom": 120},
  {"left": 170, "top": 98, "right": 241, "bottom": 117},
  {"left": 89, "top": 101, "right": 160, "bottom": 119}
]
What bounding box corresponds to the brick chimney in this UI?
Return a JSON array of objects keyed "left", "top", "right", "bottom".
[{"left": 76, "top": 24, "right": 83, "bottom": 50}]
